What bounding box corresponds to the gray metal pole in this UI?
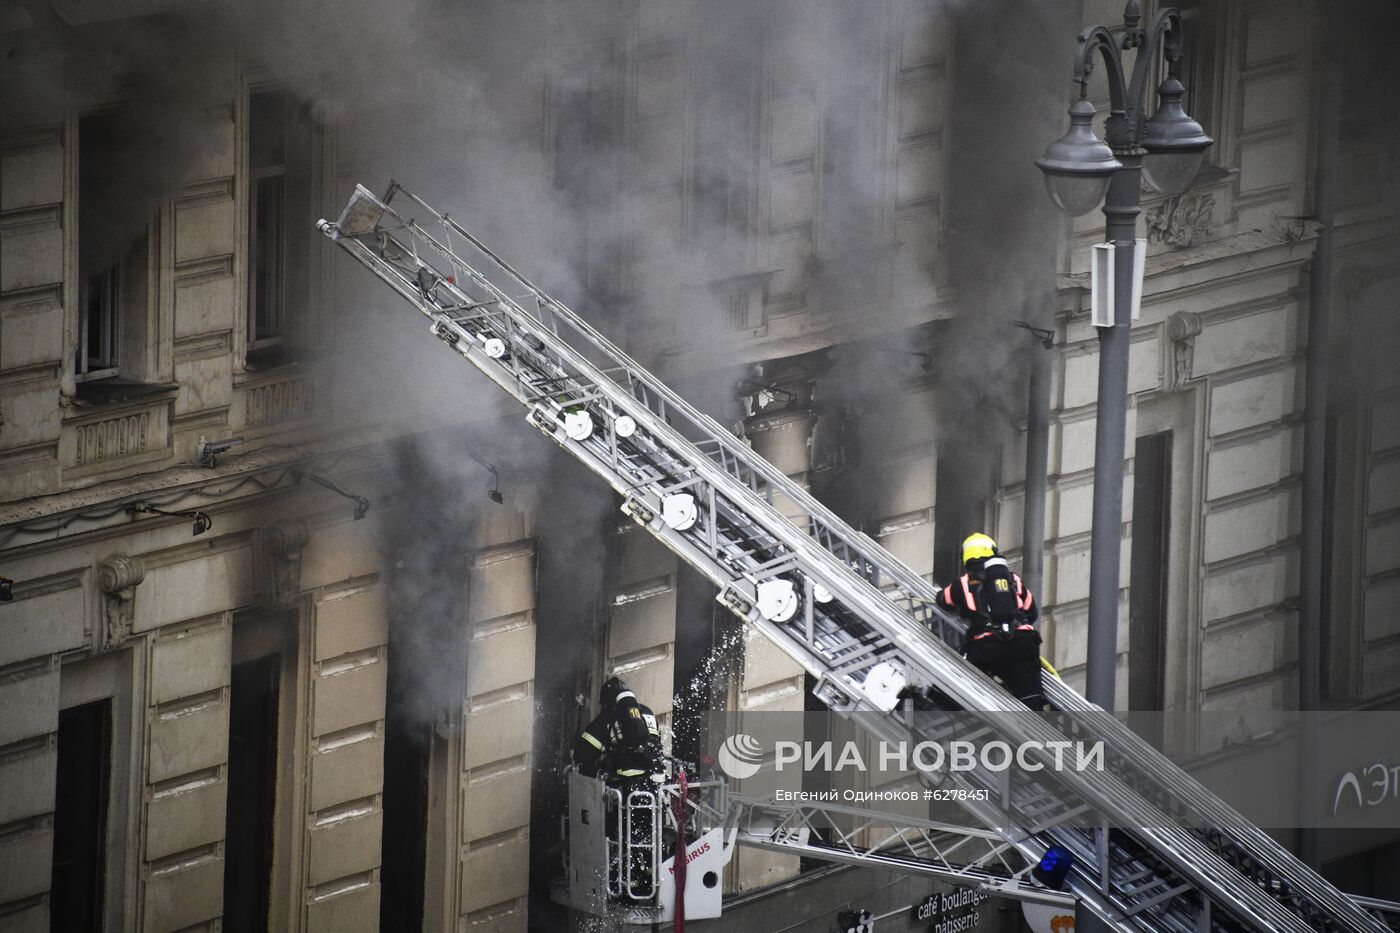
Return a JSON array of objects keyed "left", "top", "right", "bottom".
[
  {"left": 1085, "top": 153, "right": 1143, "bottom": 710},
  {"left": 1022, "top": 337, "right": 1053, "bottom": 599}
]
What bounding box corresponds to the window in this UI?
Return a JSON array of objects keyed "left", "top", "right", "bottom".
[
  {"left": 1338, "top": 1, "right": 1400, "bottom": 148},
  {"left": 51, "top": 700, "right": 112, "bottom": 931},
  {"left": 79, "top": 262, "right": 119, "bottom": 379},
  {"left": 1130, "top": 433, "right": 1172, "bottom": 726},
  {"left": 380, "top": 616, "right": 431, "bottom": 931},
  {"left": 1150, "top": 0, "right": 1230, "bottom": 182},
  {"left": 78, "top": 112, "right": 151, "bottom": 383},
  {"left": 222, "top": 653, "right": 280, "bottom": 932},
  {"left": 1173, "top": 2, "right": 1221, "bottom": 157},
  {"left": 247, "top": 90, "right": 312, "bottom": 353}
]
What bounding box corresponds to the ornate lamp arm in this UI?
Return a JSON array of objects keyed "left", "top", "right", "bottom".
[
  {"left": 1074, "top": 25, "right": 1127, "bottom": 110},
  {"left": 1127, "top": 8, "right": 1186, "bottom": 125},
  {"left": 1071, "top": 4, "right": 1188, "bottom": 151}
]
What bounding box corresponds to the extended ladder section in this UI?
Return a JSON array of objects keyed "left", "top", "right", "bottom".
[{"left": 319, "top": 183, "right": 1385, "bottom": 933}]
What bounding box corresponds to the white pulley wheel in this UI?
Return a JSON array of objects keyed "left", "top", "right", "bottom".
[
  {"left": 661, "top": 493, "right": 698, "bottom": 531},
  {"left": 756, "top": 579, "right": 799, "bottom": 623},
  {"left": 614, "top": 415, "right": 637, "bottom": 438},
  {"left": 812, "top": 583, "right": 833, "bottom": 603},
  {"left": 482, "top": 337, "right": 506, "bottom": 359},
  {"left": 862, "top": 661, "right": 907, "bottom": 712},
  {"left": 563, "top": 411, "right": 594, "bottom": 441}
]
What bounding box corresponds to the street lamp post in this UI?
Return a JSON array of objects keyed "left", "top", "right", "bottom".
[{"left": 1037, "top": 1, "right": 1211, "bottom": 710}]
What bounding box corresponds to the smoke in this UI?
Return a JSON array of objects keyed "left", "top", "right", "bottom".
[
  {"left": 5, "top": 0, "right": 1082, "bottom": 727},
  {"left": 380, "top": 433, "right": 478, "bottom": 725},
  {"left": 942, "top": 1, "right": 1071, "bottom": 413},
  {"left": 8, "top": 0, "right": 1093, "bottom": 919},
  {"left": 5, "top": 0, "right": 1070, "bottom": 418}
]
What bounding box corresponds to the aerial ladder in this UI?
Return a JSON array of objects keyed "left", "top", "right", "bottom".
[{"left": 319, "top": 183, "right": 1392, "bottom": 933}]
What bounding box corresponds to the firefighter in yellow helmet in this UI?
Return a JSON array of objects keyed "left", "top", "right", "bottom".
[{"left": 938, "top": 533, "right": 1045, "bottom": 708}]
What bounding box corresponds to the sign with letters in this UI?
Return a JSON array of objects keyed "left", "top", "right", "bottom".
[{"left": 910, "top": 887, "right": 982, "bottom": 931}]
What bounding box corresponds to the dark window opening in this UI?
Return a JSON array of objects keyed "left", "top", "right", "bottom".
[
  {"left": 80, "top": 262, "right": 119, "bottom": 378},
  {"left": 380, "top": 628, "right": 430, "bottom": 933},
  {"left": 1130, "top": 432, "right": 1173, "bottom": 737},
  {"left": 934, "top": 447, "right": 993, "bottom": 585},
  {"left": 51, "top": 699, "right": 111, "bottom": 933},
  {"left": 247, "top": 89, "right": 312, "bottom": 357},
  {"left": 1337, "top": 1, "right": 1400, "bottom": 147},
  {"left": 671, "top": 563, "right": 725, "bottom": 767},
  {"left": 1173, "top": 2, "right": 1221, "bottom": 157},
  {"left": 251, "top": 174, "right": 285, "bottom": 343},
  {"left": 78, "top": 112, "right": 152, "bottom": 384},
  {"left": 223, "top": 654, "right": 280, "bottom": 933}
]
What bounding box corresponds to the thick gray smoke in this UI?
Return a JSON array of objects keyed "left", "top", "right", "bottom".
[
  {"left": 942, "top": 0, "right": 1073, "bottom": 429},
  {"left": 931, "top": 0, "right": 1076, "bottom": 570},
  {"left": 2, "top": 0, "right": 1083, "bottom": 732},
  {"left": 7, "top": 2, "right": 1090, "bottom": 921}
]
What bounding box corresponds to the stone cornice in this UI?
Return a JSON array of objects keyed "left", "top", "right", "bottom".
[{"left": 1056, "top": 225, "right": 1322, "bottom": 307}]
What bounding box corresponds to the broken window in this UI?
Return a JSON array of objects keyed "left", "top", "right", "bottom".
[
  {"left": 247, "top": 89, "right": 313, "bottom": 354},
  {"left": 77, "top": 112, "right": 151, "bottom": 383}
]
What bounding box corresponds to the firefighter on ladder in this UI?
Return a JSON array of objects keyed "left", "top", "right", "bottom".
[
  {"left": 573, "top": 676, "right": 667, "bottom": 899},
  {"left": 939, "top": 533, "right": 1046, "bottom": 710}
]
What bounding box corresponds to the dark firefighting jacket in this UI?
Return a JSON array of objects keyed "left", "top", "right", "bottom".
[{"left": 574, "top": 690, "right": 664, "bottom": 780}]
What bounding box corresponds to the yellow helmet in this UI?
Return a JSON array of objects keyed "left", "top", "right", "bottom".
[{"left": 961, "top": 533, "right": 997, "bottom": 566}]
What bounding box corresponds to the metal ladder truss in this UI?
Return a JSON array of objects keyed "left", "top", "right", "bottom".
[
  {"left": 319, "top": 183, "right": 1385, "bottom": 933},
  {"left": 1351, "top": 896, "right": 1400, "bottom": 932},
  {"left": 726, "top": 792, "right": 1077, "bottom": 911}
]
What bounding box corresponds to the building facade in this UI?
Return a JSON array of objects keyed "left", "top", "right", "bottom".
[{"left": 1, "top": 0, "right": 1397, "bottom": 931}]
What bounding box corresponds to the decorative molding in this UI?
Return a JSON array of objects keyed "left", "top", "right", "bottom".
[
  {"left": 172, "top": 254, "right": 234, "bottom": 286},
  {"left": 97, "top": 555, "right": 145, "bottom": 650},
  {"left": 265, "top": 520, "right": 309, "bottom": 607},
  {"left": 244, "top": 375, "right": 313, "bottom": 428},
  {"left": 176, "top": 177, "right": 235, "bottom": 206},
  {"left": 705, "top": 269, "right": 776, "bottom": 333},
  {"left": 0, "top": 438, "right": 58, "bottom": 469},
  {"left": 0, "top": 204, "right": 61, "bottom": 233},
  {"left": 169, "top": 406, "right": 230, "bottom": 431},
  {"left": 0, "top": 283, "right": 63, "bottom": 315},
  {"left": 1146, "top": 190, "right": 1217, "bottom": 250},
  {"left": 0, "top": 126, "right": 64, "bottom": 153},
  {"left": 74, "top": 410, "right": 152, "bottom": 466},
  {"left": 173, "top": 330, "right": 233, "bottom": 359},
  {"left": 63, "top": 389, "right": 175, "bottom": 475},
  {"left": 1166, "top": 311, "right": 1205, "bottom": 390}
]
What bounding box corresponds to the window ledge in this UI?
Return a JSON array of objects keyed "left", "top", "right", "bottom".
[
  {"left": 244, "top": 342, "right": 308, "bottom": 373},
  {"left": 71, "top": 379, "right": 179, "bottom": 410}
]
